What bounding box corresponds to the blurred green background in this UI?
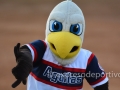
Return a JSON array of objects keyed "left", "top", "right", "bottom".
[{"left": 0, "top": 0, "right": 120, "bottom": 90}]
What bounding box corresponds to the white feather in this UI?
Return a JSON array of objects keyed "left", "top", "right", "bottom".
[
  {"left": 45, "top": 0, "right": 85, "bottom": 65},
  {"left": 46, "top": 0, "right": 85, "bottom": 42}
]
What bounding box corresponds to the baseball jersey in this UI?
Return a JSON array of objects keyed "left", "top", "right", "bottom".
[{"left": 25, "top": 40, "right": 108, "bottom": 90}]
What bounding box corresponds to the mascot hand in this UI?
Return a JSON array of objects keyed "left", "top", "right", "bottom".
[{"left": 12, "top": 43, "right": 32, "bottom": 88}]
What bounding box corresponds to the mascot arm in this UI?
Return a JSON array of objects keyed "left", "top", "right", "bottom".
[
  {"left": 12, "top": 43, "right": 33, "bottom": 88},
  {"left": 25, "top": 40, "right": 47, "bottom": 65},
  {"left": 85, "top": 55, "right": 109, "bottom": 90},
  {"left": 12, "top": 40, "right": 46, "bottom": 88}
]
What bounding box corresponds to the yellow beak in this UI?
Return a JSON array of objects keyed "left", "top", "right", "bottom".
[{"left": 47, "top": 32, "right": 82, "bottom": 59}]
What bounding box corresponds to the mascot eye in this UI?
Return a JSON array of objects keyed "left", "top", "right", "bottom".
[
  {"left": 50, "top": 20, "right": 63, "bottom": 32},
  {"left": 70, "top": 24, "right": 83, "bottom": 35}
]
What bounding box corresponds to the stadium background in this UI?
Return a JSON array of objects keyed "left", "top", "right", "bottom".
[{"left": 0, "top": 0, "right": 120, "bottom": 90}]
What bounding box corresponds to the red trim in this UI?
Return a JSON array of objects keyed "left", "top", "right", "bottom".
[
  {"left": 90, "top": 74, "right": 106, "bottom": 85},
  {"left": 29, "top": 44, "right": 38, "bottom": 62},
  {"left": 30, "top": 72, "right": 82, "bottom": 89},
  {"left": 42, "top": 60, "right": 86, "bottom": 73},
  {"left": 87, "top": 53, "right": 95, "bottom": 65}
]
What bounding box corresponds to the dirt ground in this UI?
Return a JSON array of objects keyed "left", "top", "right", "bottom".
[{"left": 0, "top": 0, "right": 120, "bottom": 90}]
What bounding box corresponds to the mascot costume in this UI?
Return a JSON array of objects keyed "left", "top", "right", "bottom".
[{"left": 12, "top": 0, "right": 109, "bottom": 90}]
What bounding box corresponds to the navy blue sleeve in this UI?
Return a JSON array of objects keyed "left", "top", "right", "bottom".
[
  {"left": 27, "top": 40, "right": 46, "bottom": 66},
  {"left": 85, "top": 55, "right": 107, "bottom": 87}
]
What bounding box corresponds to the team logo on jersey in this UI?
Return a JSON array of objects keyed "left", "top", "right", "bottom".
[{"left": 43, "top": 66, "right": 82, "bottom": 84}]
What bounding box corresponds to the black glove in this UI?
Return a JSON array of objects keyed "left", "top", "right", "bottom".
[{"left": 12, "top": 43, "right": 32, "bottom": 88}]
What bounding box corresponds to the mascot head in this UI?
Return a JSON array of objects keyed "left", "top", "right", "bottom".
[{"left": 45, "top": 0, "right": 85, "bottom": 65}]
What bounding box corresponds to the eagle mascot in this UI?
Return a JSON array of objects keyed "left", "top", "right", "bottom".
[{"left": 12, "top": 0, "right": 109, "bottom": 90}]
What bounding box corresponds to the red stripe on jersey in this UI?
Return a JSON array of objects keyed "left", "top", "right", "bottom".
[
  {"left": 29, "top": 44, "right": 38, "bottom": 62},
  {"left": 87, "top": 53, "right": 95, "bottom": 65},
  {"left": 42, "top": 60, "right": 86, "bottom": 73},
  {"left": 90, "top": 74, "right": 106, "bottom": 85},
  {"left": 30, "top": 72, "right": 83, "bottom": 89}
]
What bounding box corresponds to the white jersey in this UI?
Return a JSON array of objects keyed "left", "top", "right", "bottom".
[{"left": 26, "top": 40, "right": 108, "bottom": 90}]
